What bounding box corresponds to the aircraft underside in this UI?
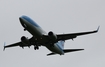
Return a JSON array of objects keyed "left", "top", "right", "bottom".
[{"left": 4, "top": 15, "right": 99, "bottom": 56}]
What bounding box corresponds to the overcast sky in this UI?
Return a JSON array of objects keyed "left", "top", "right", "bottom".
[{"left": 0, "top": 0, "right": 105, "bottom": 67}]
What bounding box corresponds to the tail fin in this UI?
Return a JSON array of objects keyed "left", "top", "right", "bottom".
[{"left": 57, "top": 40, "right": 65, "bottom": 49}]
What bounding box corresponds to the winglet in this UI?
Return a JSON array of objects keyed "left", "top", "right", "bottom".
[
  {"left": 3, "top": 42, "right": 6, "bottom": 51},
  {"left": 96, "top": 26, "right": 100, "bottom": 32}
]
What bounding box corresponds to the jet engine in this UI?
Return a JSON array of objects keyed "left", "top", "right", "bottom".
[
  {"left": 21, "top": 36, "right": 29, "bottom": 46},
  {"left": 48, "top": 31, "right": 57, "bottom": 42}
]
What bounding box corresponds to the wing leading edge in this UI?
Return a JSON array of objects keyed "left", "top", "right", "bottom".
[{"left": 57, "top": 26, "right": 99, "bottom": 41}]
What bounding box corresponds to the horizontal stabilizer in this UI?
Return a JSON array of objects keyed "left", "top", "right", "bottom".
[
  {"left": 47, "top": 49, "right": 84, "bottom": 56},
  {"left": 63, "top": 49, "right": 84, "bottom": 53},
  {"left": 47, "top": 53, "right": 56, "bottom": 56}
]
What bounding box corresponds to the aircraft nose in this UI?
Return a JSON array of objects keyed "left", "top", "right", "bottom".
[
  {"left": 19, "top": 17, "right": 26, "bottom": 24},
  {"left": 19, "top": 17, "right": 23, "bottom": 22},
  {"left": 19, "top": 17, "right": 26, "bottom": 28}
]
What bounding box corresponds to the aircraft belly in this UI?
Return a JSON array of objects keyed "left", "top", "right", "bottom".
[
  {"left": 46, "top": 44, "right": 64, "bottom": 55},
  {"left": 27, "top": 25, "right": 43, "bottom": 36},
  {"left": 23, "top": 21, "right": 47, "bottom": 42},
  {"left": 5, "top": 16, "right": 98, "bottom": 55}
]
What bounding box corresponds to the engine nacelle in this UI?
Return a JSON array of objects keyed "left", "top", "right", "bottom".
[
  {"left": 48, "top": 31, "right": 57, "bottom": 42},
  {"left": 21, "top": 36, "right": 29, "bottom": 46}
]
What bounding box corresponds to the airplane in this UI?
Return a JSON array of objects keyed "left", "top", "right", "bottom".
[{"left": 3, "top": 15, "right": 99, "bottom": 56}]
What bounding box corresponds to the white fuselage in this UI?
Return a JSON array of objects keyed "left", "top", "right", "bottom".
[{"left": 19, "top": 16, "right": 64, "bottom": 55}]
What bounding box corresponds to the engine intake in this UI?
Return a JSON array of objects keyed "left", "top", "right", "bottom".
[
  {"left": 48, "top": 31, "right": 53, "bottom": 36},
  {"left": 48, "top": 31, "right": 57, "bottom": 42},
  {"left": 21, "top": 36, "right": 27, "bottom": 41},
  {"left": 21, "top": 36, "right": 29, "bottom": 46}
]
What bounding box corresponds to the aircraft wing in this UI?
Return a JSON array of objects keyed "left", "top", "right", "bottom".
[
  {"left": 4, "top": 42, "right": 22, "bottom": 51},
  {"left": 4, "top": 37, "right": 36, "bottom": 51},
  {"left": 57, "top": 26, "right": 99, "bottom": 41}
]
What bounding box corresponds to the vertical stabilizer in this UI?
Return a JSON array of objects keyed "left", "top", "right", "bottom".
[{"left": 57, "top": 40, "right": 65, "bottom": 49}]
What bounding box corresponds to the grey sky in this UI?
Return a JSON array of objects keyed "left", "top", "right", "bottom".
[{"left": 0, "top": 0, "right": 105, "bottom": 67}]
